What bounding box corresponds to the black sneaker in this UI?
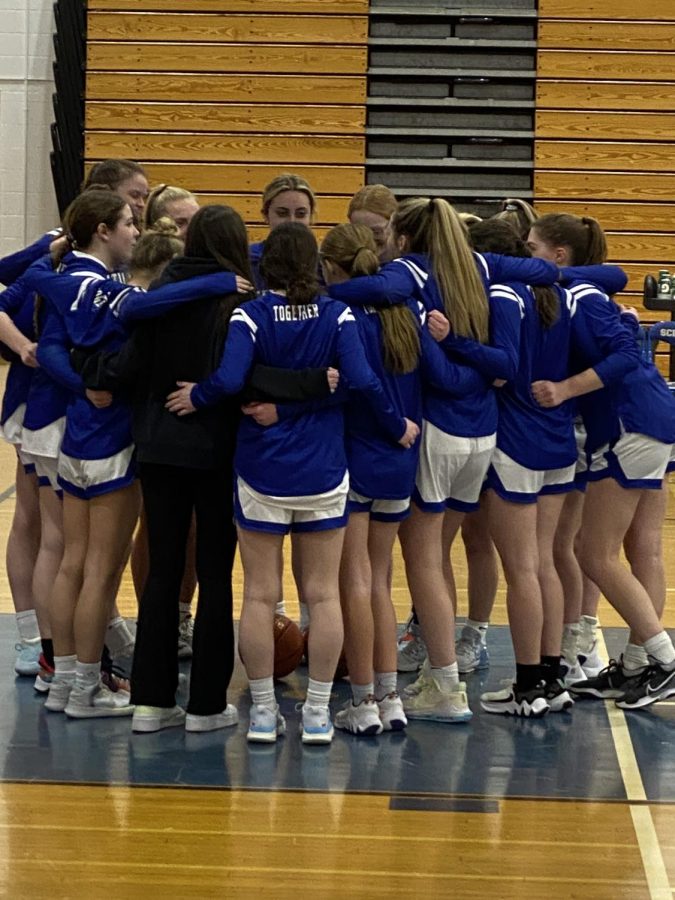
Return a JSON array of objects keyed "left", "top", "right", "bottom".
[
  {"left": 568, "top": 658, "right": 645, "bottom": 700},
  {"left": 544, "top": 680, "right": 574, "bottom": 712},
  {"left": 480, "top": 681, "right": 550, "bottom": 717},
  {"left": 616, "top": 664, "right": 675, "bottom": 710}
]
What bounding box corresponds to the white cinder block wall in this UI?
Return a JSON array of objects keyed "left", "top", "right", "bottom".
[{"left": 0, "top": 0, "right": 59, "bottom": 257}]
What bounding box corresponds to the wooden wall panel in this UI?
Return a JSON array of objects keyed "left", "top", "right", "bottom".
[
  {"left": 85, "top": 4, "right": 367, "bottom": 234},
  {"left": 536, "top": 3, "right": 675, "bottom": 355}
]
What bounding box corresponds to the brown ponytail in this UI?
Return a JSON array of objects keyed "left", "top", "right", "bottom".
[{"left": 320, "top": 223, "right": 420, "bottom": 374}]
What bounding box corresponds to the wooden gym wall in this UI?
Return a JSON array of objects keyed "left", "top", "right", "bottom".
[
  {"left": 85, "top": 0, "right": 368, "bottom": 240},
  {"left": 535, "top": 0, "right": 675, "bottom": 331}
]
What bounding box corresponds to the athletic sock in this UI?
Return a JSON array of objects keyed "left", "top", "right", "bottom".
[
  {"left": 515, "top": 663, "right": 542, "bottom": 693},
  {"left": 374, "top": 671, "right": 398, "bottom": 701},
  {"left": 540, "top": 655, "right": 560, "bottom": 685},
  {"left": 579, "top": 615, "right": 599, "bottom": 654},
  {"left": 75, "top": 660, "right": 101, "bottom": 689},
  {"left": 249, "top": 676, "right": 276, "bottom": 710},
  {"left": 41, "top": 638, "right": 54, "bottom": 668},
  {"left": 105, "top": 616, "right": 135, "bottom": 656},
  {"left": 561, "top": 622, "right": 580, "bottom": 664},
  {"left": 305, "top": 677, "right": 332, "bottom": 709},
  {"left": 16, "top": 610, "right": 40, "bottom": 643},
  {"left": 351, "top": 683, "right": 374, "bottom": 706},
  {"left": 430, "top": 662, "right": 459, "bottom": 690},
  {"left": 274, "top": 599, "right": 286, "bottom": 617},
  {"left": 466, "top": 619, "right": 489, "bottom": 642},
  {"left": 643, "top": 632, "right": 675, "bottom": 670},
  {"left": 53, "top": 654, "right": 76, "bottom": 684},
  {"left": 622, "top": 642, "right": 649, "bottom": 672}
]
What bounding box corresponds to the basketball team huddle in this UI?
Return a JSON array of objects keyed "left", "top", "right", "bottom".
[{"left": 2, "top": 160, "right": 674, "bottom": 747}]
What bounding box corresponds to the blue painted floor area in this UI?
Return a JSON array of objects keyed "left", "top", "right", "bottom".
[{"left": 0, "top": 615, "right": 670, "bottom": 801}]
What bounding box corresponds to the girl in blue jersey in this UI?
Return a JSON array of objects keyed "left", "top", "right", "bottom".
[
  {"left": 249, "top": 173, "right": 317, "bottom": 292},
  {"left": 166, "top": 222, "right": 419, "bottom": 744},
  {"left": 21, "top": 189, "right": 238, "bottom": 720},
  {"left": 316, "top": 224, "right": 486, "bottom": 735},
  {"left": 528, "top": 213, "right": 675, "bottom": 709},
  {"left": 327, "top": 197, "right": 567, "bottom": 723},
  {"left": 447, "top": 219, "right": 576, "bottom": 716},
  {"left": 0, "top": 282, "right": 44, "bottom": 677},
  {"left": 347, "top": 184, "right": 398, "bottom": 264}
]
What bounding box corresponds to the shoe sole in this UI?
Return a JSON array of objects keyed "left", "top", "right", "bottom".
[
  {"left": 132, "top": 716, "right": 186, "bottom": 733},
  {"left": 301, "top": 728, "right": 334, "bottom": 744},
  {"left": 185, "top": 714, "right": 238, "bottom": 733},
  {"left": 404, "top": 710, "right": 473, "bottom": 723},
  {"left": 569, "top": 687, "right": 625, "bottom": 699},
  {"left": 65, "top": 706, "right": 134, "bottom": 718},
  {"left": 480, "top": 701, "right": 549, "bottom": 718},
  {"left": 616, "top": 687, "right": 675, "bottom": 710}
]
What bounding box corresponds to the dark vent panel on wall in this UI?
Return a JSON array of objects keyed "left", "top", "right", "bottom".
[
  {"left": 367, "top": 1, "right": 537, "bottom": 216},
  {"left": 50, "top": 0, "right": 87, "bottom": 215}
]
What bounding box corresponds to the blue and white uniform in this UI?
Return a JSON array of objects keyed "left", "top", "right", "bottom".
[
  {"left": 344, "top": 302, "right": 488, "bottom": 521},
  {"left": 22, "top": 252, "right": 239, "bottom": 498},
  {"left": 484, "top": 283, "right": 577, "bottom": 503},
  {"left": 563, "top": 280, "right": 674, "bottom": 488},
  {"left": 0, "top": 278, "right": 37, "bottom": 472},
  {"left": 328, "top": 253, "right": 556, "bottom": 511},
  {"left": 0, "top": 229, "right": 61, "bottom": 287},
  {"left": 190, "top": 290, "right": 409, "bottom": 533}
]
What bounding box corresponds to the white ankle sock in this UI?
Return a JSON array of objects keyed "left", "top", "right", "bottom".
[
  {"left": 351, "top": 683, "right": 374, "bottom": 706},
  {"left": 16, "top": 610, "right": 40, "bottom": 643},
  {"left": 431, "top": 662, "right": 459, "bottom": 689},
  {"left": 53, "top": 655, "right": 76, "bottom": 682},
  {"left": 249, "top": 676, "right": 276, "bottom": 710},
  {"left": 374, "top": 671, "right": 398, "bottom": 700},
  {"left": 467, "top": 620, "right": 488, "bottom": 640},
  {"left": 275, "top": 599, "right": 286, "bottom": 616},
  {"left": 643, "top": 631, "right": 675, "bottom": 669},
  {"left": 105, "top": 616, "right": 135, "bottom": 656},
  {"left": 305, "top": 677, "right": 332, "bottom": 709},
  {"left": 75, "top": 661, "right": 101, "bottom": 688},
  {"left": 179, "top": 602, "right": 191, "bottom": 620},
  {"left": 622, "top": 642, "right": 649, "bottom": 672}
]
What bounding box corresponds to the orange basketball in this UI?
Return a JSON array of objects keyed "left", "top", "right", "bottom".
[
  {"left": 302, "top": 627, "right": 349, "bottom": 680},
  {"left": 273, "top": 614, "right": 305, "bottom": 679}
]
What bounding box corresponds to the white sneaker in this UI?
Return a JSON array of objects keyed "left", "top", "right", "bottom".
[
  {"left": 45, "top": 677, "right": 73, "bottom": 712},
  {"left": 377, "top": 692, "right": 408, "bottom": 732},
  {"left": 301, "top": 704, "right": 334, "bottom": 744},
  {"left": 178, "top": 615, "right": 194, "bottom": 659},
  {"left": 455, "top": 625, "right": 489, "bottom": 674},
  {"left": 403, "top": 675, "right": 472, "bottom": 723},
  {"left": 480, "top": 683, "right": 550, "bottom": 717},
  {"left": 246, "top": 704, "right": 286, "bottom": 743},
  {"left": 578, "top": 640, "right": 605, "bottom": 679},
  {"left": 397, "top": 623, "right": 427, "bottom": 673},
  {"left": 14, "top": 641, "right": 42, "bottom": 677},
  {"left": 132, "top": 705, "right": 186, "bottom": 733},
  {"left": 335, "top": 697, "right": 383, "bottom": 736},
  {"left": 559, "top": 657, "right": 586, "bottom": 687},
  {"left": 65, "top": 679, "right": 134, "bottom": 718},
  {"left": 186, "top": 704, "right": 238, "bottom": 733}
]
